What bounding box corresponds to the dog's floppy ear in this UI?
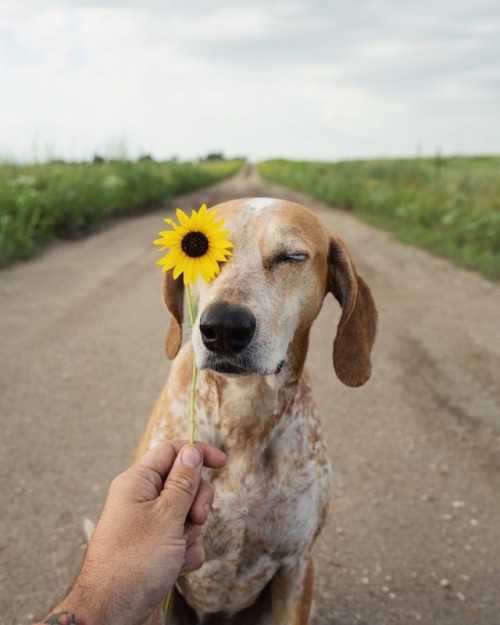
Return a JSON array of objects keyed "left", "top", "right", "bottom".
[
  {"left": 162, "top": 270, "right": 184, "bottom": 359},
  {"left": 327, "top": 237, "right": 378, "bottom": 387}
]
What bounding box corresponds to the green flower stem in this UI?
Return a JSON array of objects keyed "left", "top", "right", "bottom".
[
  {"left": 185, "top": 283, "right": 197, "bottom": 445},
  {"left": 161, "top": 586, "right": 173, "bottom": 614},
  {"left": 185, "top": 282, "right": 196, "bottom": 327},
  {"left": 162, "top": 282, "right": 198, "bottom": 615},
  {"left": 189, "top": 360, "right": 198, "bottom": 445}
]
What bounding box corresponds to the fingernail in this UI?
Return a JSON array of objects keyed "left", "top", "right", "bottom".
[{"left": 181, "top": 445, "right": 202, "bottom": 468}]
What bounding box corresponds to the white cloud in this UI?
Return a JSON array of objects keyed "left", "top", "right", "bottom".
[{"left": 0, "top": 0, "right": 499, "bottom": 161}]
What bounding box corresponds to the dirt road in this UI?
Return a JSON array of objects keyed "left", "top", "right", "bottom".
[{"left": 1, "top": 165, "right": 499, "bottom": 625}]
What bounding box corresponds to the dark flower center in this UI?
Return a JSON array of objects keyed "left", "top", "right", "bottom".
[{"left": 181, "top": 231, "right": 209, "bottom": 258}]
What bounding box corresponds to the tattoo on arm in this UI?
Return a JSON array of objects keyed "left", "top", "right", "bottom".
[{"left": 36, "top": 612, "right": 87, "bottom": 625}]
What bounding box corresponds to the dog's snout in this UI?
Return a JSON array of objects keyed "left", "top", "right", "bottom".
[{"left": 200, "top": 303, "right": 256, "bottom": 354}]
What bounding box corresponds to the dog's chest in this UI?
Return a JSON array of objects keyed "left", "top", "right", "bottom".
[
  {"left": 209, "top": 445, "right": 323, "bottom": 554},
  {"left": 176, "top": 399, "right": 331, "bottom": 613}
]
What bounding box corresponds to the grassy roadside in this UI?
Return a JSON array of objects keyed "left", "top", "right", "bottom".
[
  {"left": 0, "top": 159, "right": 243, "bottom": 268},
  {"left": 259, "top": 157, "right": 500, "bottom": 281}
]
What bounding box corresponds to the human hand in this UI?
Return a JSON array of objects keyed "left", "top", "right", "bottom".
[{"left": 50, "top": 441, "right": 226, "bottom": 625}]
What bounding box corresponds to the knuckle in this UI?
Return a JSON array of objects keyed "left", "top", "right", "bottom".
[{"left": 167, "top": 470, "right": 197, "bottom": 497}]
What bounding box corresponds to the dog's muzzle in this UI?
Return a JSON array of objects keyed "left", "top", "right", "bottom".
[{"left": 198, "top": 303, "right": 285, "bottom": 376}]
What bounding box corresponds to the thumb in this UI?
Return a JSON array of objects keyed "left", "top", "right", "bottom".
[{"left": 159, "top": 445, "right": 203, "bottom": 525}]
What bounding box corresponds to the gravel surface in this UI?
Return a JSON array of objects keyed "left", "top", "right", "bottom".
[{"left": 1, "top": 165, "right": 499, "bottom": 625}]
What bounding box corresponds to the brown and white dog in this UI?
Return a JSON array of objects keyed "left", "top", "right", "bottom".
[{"left": 135, "top": 197, "right": 378, "bottom": 625}]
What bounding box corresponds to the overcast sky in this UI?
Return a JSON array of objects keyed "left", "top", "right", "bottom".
[{"left": 1, "top": 0, "right": 499, "bottom": 162}]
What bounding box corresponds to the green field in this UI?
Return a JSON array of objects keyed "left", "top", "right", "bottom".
[
  {"left": 0, "top": 158, "right": 243, "bottom": 268},
  {"left": 259, "top": 157, "right": 500, "bottom": 281}
]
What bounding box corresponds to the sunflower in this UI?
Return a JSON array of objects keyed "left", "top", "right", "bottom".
[{"left": 153, "top": 204, "right": 234, "bottom": 284}]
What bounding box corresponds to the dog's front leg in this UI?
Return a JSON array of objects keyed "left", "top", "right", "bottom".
[{"left": 270, "top": 556, "right": 314, "bottom": 625}]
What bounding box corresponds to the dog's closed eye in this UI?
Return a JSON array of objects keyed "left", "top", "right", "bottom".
[{"left": 271, "top": 251, "right": 310, "bottom": 266}]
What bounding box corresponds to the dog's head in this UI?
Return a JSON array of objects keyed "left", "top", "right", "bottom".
[{"left": 162, "top": 198, "right": 377, "bottom": 387}]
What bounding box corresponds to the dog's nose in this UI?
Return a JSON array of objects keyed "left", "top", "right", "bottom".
[{"left": 200, "top": 303, "right": 256, "bottom": 353}]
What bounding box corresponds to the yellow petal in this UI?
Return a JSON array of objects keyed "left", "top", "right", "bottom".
[
  {"left": 200, "top": 255, "right": 215, "bottom": 282},
  {"left": 173, "top": 256, "right": 188, "bottom": 280},
  {"left": 176, "top": 208, "right": 191, "bottom": 229},
  {"left": 205, "top": 248, "right": 226, "bottom": 263},
  {"left": 158, "top": 249, "right": 183, "bottom": 270},
  {"left": 155, "top": 231, "right": 182, "bottom": 247},
  {"left": 181, "top": 257, "right": 193, "bottom": 284},
  {"left": 190, "top": 210, "right": 200, "bottom": 230},
  {"left": 210, "top": 240, "right": 234, "bottom": 251}
]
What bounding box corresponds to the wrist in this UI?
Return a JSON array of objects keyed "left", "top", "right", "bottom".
[{"left": 43, "top": 577, "right": 111, "bottom": 625}]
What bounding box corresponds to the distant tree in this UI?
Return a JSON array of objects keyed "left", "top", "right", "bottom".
[
  {"left": 93, "top": 154, "right": 106, "bottom": 164},
  {"left": 138, "top": 154, "right": 155, "bottom": 163},
  {"left": 204, "top": 152, "right": 225, "bottom": 161}
]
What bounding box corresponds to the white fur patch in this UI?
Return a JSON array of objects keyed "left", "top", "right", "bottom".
[
  {"left": 245, "top": 197, "right": 277, "bottom": 212},
  {"left": 149, "top": 418, "right": 169, "bottom": 449}
]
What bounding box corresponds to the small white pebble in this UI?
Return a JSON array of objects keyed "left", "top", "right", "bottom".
[
  {"left": 382, "top": 586, "right": 390, "bottom": 593},
  {"left": 362, "top": 577, "right": 370, "bottom": 585},
  {"left": 470, "top": 518, "right": 479, "bottom": 526},
  {"left": 452, "top": 500, "right": 465, "bottom": 508},
  {"left": 440, "top": 579, "right": 451, "bottom": 588},
  {"left": 456, "top": 592, "right": 466, "bottom": 601}
]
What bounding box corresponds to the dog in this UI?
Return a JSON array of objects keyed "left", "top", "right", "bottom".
[{"left": 135, "top": 197, "right": 378, "bottom": 624}]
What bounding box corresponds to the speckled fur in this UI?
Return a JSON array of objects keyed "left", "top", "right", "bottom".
[{"left": 135, "top": 198, "right": 377, "bottom": 625}]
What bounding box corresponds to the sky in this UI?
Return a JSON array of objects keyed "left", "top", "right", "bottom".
[{"left": 1, "top": 0, "right": 499, "bottom": 163}]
